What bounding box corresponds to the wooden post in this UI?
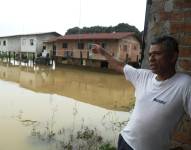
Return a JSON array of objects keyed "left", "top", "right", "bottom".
[
  {"left": 19, "top": 52, "right": 22, "bottom": 65},
  {"left": 8, "top": 51, "right": 11, "bottom": 63},
  {"left": 33, "top": 53, "right": 35, "bottom": 65},
  {"left": 80, "top": 51, "right": 83, "bottom": 65},
  {"left": 126, "top": 53, "right": 129, "bottom": 64},
  {"left": 2, "top": 51, "right": 4, "bottom": 61},
  {"left": 6, "top": 51, "right": 8, "bottom": 62},
  {"left": 13, "top": 52, "right": 16, "bottom": 65},
  {"left": 53, "top": 44, "right": 56, "bottom": 62},
  {"left": 0, "top": 51, "right": 2, "bottom": 61},
  {"left": 27, "top": 52, "right": 29, "bottom": 66},
  {"left": 87, "top": 51, "right": 89, "bottom": 59}
]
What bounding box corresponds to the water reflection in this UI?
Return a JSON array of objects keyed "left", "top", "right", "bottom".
[
  {"left": 0, "top": 63, "right": 134, "bottom": 150},
  {"left": 0, "top": 63, "right": 134, "bottom": 111}
]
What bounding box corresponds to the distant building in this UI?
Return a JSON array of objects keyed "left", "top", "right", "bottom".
[
  {"left": 45, "top": 32, "right": 141, "bottom": 68},
  {"left": 0, "top": 35, "right": 20, "bottom": 53},
  {"left": 0, "top": 32, "right": 61, "bottom": 57}
]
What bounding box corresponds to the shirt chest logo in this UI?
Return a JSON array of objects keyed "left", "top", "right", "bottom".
[{"left": 153, "top": 98, "right": 167, "bottom": 105}]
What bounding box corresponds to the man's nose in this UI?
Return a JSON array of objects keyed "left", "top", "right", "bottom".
[{"left": 149, "top": 54, "right": 155, "bottom": 62}]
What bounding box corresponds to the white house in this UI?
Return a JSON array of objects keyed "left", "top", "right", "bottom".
[
  {"left": 0, "top": 36, "right": 20, "bottom": 52},
  {"left": 0, "top": 32, "right": 61, "bottom": 56},
  {"left": 20, "top": 32, "right": 61, "bottom": 55}
]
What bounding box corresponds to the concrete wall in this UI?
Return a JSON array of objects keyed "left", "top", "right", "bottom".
[
  {"left": 119, "top": 37, "right": 141, "bottom": 63},
  {"left": 53, "top": 39, "right": 118, "bottom": 60},
  {"left": 53, "top": 36, "right": 140, "bottom": 64},
  {"left": 8, "top": 37, "right": 21, "bottom": 52},
  {"left": 0, "top": 37, "right": 20, "bottom": 52},
  {"left": 21, "top": 36, "right": 37, "bottom": 53},
  {"left": 0, "top": 38, "right": 8, "bottom": 52}
]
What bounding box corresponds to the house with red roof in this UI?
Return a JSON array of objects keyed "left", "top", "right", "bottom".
[{"left": 45, "top": 32, "right": 141, "bottom": 69}]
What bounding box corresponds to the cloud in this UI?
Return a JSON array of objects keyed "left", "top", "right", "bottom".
[{"left": 0, "top": 0, "right": 146, "bottom": 36}]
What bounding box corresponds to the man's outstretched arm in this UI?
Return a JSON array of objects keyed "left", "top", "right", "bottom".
[{"left": 91, "top": 44, "right": 125, "bottom": 74}]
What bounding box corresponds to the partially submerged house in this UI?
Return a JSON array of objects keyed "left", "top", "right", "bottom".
[
  {"left": 45, "top": 32, "right": 141, "bottom": 69},
  {"left": 0, "top": 32, "right": 61, "bottom": 60}
]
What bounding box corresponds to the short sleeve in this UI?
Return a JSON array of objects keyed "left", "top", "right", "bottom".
[
  {"left": 123, "top": 64, "right": 141, "bottom": 87},
  {"left": 183, "top": 87, "right": 191, "bottom": 118}
]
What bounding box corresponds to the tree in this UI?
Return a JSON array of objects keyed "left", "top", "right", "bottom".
[
  {"left": 65, "top": 23, "right": 142, "bottom": 67},
  {"left": 65, "top": 23, "right": 141, "bottom": 37}
]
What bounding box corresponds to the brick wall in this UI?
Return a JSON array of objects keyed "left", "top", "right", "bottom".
[
  {"left": 142, "top": 0, "right": 191, "bottom": 75},
  {"left": 142, "top": 0, "right": 191, "bottom": 148}
]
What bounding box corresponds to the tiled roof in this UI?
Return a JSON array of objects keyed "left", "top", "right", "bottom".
[{"left": 48, "top": 32, "right": 135, "bottom": 42}]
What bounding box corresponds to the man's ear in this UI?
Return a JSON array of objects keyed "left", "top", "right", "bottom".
[{"left": 171, "top": 52, "right": 178, "bottom": 63}]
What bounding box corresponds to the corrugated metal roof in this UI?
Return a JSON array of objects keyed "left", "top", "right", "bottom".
[
  {"left": 0, "top": 32, "right": 61, "bottom": 38},
  {"left": 47, "top": 32, "right": 135, "bottom": 42}
]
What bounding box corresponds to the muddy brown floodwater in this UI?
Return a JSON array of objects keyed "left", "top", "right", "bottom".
[{"left": 0, "top": 63, "right": 135, "bottom": 150}]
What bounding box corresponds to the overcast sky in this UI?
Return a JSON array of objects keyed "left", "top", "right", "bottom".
[{"left": 0, "top": 0, "right": 147, "bottom": 36}]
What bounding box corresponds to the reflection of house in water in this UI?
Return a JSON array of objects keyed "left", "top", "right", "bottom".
[
  {"left": 0, "top": 64, "right": 54, "bottom": 92},
  {"left": 0, "top": 64, "right": 134, "bottom": 111},
  {"left": 0, "top": 64, "right": 20, "bottom": 83},
  {"left": 19, "top": 68, "right": 55, "bottom": 92},
  {"left": 45, "top": 32, "right": 141, "bottom": 68},
  {"left": 52, "top": 67, "right": 134, "bottom": 110}
]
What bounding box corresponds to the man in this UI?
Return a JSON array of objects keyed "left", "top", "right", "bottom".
[{"left": 92, "top": 36, "right": 191, "bottom": 150}]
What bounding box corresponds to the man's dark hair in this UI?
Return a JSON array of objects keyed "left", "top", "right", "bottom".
[{"left": 151, "top": 35, "right": 179, "bottom": 54}]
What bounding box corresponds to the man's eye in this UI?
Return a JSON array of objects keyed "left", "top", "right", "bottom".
[{"left": 154, "top": 52, "right": 162, "bottom": 55}]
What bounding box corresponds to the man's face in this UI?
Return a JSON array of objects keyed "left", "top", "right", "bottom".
[{"left": 149, "top": 44, "right": 175, "bottom": 75}]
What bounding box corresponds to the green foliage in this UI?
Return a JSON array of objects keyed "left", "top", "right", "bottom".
[
  {"left": 66, "top": 27, "right": 81, "bottom": 35},
  {"left": 30, "top": 122, "right": 117, "bottom": 150},
  {"left": 99, "top": 143, "right": 116, "bottom": 150},
  {"left": 65, "top": 23, "right": 141, "bottom": 39}
]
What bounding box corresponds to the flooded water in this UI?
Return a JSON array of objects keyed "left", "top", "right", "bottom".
[{"left": 0, "top": 62, "right": 134, "bottom": 150}]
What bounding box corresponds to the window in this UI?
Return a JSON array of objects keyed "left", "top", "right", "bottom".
[
  {"left": 22, "top": 39, "right": 26, "bottom": 45},
  {"left": 123, "top": 45, "right": 127, "bottom": 52},
  {"left": 53, "top": 45, "right": 56, "bottom": 50},
  {"left": 30, "top": 39, "right": 34, "bottom": 46},
  {"left": 77, "top": 42, "right": 84, "bottom": 49},
  {"left": 133, "top": 44, "right": 137, "bottom": 50},
  {"left": 62, "top": 43, "right": 68, "bottom": 48},
  {"left": 53, "top": 45, "right": 56, "bottom": 55},
  {"left": 88, "top": 43, "right": 91, "bottom": 49},
  {"left": 88, "top": 43, "right": 93, "bottom": 49},
  {"left": 3, "top": 40, "right": 6, "bottom": 46},
  {"left": 101, "top": 42, "right": 106, "bottom": 48}
]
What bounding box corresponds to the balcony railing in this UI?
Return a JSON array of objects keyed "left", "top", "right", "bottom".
[{"left": 56, "top": 49, "right": 106, "bottom": 60}]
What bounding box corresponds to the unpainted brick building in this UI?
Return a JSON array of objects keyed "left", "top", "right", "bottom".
[{"left": 142, "top": 0, "right": 191, "bottom": 149}]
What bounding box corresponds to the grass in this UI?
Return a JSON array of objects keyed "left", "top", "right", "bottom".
[
  {"left": 16, "top": 109, "right": 122, "bottom": 150},
  {"left": 30, "top": 124, "right": 117, "bottom": 150}
]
